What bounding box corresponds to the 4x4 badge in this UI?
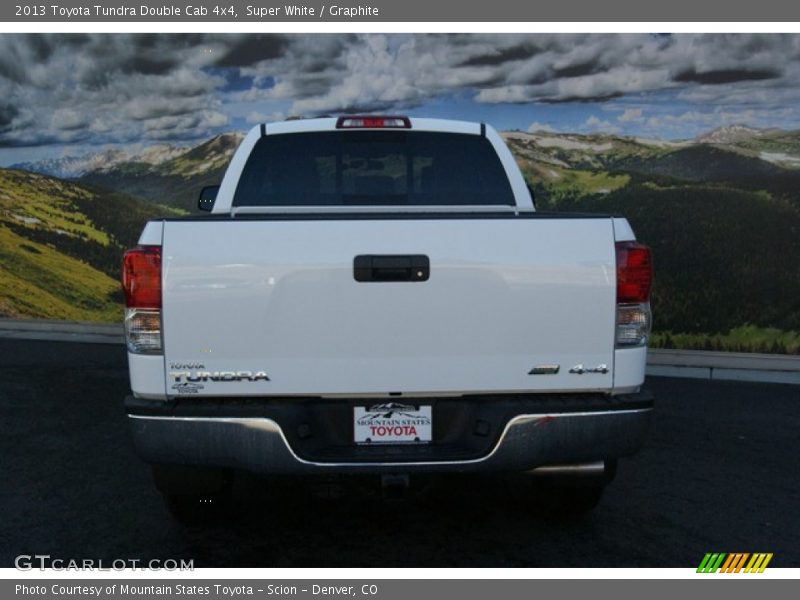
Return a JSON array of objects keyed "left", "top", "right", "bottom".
[{"left": 569, "top": 364, "right": 609, "bottom": 374}]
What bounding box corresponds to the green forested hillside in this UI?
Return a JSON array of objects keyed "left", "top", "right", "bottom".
[
  {"left": 0, "top": 168, "right": 179, "bottom": 321},
  {"left": 614, "top": 145, "right": 787, "bottom": 183}
]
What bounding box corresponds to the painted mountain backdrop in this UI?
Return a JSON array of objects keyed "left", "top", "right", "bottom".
[{"left": 2, "top": 125, "right": 800, "bottom": 353}]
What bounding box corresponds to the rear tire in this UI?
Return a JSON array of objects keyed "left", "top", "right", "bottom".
[{"left": 151, "top": 465, "right": 232, "bottom": 525}]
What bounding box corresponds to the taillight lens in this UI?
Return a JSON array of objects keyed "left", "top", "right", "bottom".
[
  {"left": 122, "top": 246, "right": 162, "bottom": 354},
  {"left": 123, "top": 246, "right": 162, "bottom": 308},
  {"left": 616, "top": 241, "right": 652, "bottom": 303},
  {"left": 616, "top": 303, "right": 651, "bottom": 347},
  {"left": 615, "top": 241, "right": 653, "bottom": 348}
]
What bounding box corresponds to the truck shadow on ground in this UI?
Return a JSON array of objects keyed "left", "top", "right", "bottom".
[{"left": 173, "top": 473, "right": 601, "bottom": 567}]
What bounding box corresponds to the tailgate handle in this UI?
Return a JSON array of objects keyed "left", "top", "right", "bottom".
[{"left": 354, "top": 255, "right": 429, "bottom": 282}]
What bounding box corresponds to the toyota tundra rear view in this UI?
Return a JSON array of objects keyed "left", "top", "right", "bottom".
[{"left": 122, "top": 116, "right": 653, "bottom": 520}]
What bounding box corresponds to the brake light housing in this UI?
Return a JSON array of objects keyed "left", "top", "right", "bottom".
[
  {"left": 616, "top": 241, "right": 652, "bottom": 303},
  {"left": 336, "top": 115, "right": 411, "bottom": 129},
  {"left": 615, "top": 241, "right": 653, "bottom": 348},
  {"left": 122, "top": 245, "right": 162, "bottom": 354}
]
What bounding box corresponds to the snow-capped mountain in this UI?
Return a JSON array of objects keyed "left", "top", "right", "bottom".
[
  {"left": 11, "top": 148, "right": 130, "bottom": 179},
  {"left": 78, "top": 132, "right": 245, "bottom": 211},
  {"left": 694, "top": 125, "right": 775, "bottom": 144},
  {"left": 11, "top": 143, "right": 192, "bottom": 179},
  {"left": 108, "top": 144, "right": 189, "bottom": 169}
]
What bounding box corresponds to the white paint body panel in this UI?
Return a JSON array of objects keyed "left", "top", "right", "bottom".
[
  {"left": 612, "top": 217, "right": 636, "bottom": 242},
  {"left": 613, "top": 346, "right": 648, "bottom": 390},
  {"left": 128, "top": 353, "right": 166, "bottom": 399},
  {"left": 137, "top": 220, "right": 163, "bottom": 246},
  {"left": 161, "top": 218, "right": 618, "bottom": 397}
]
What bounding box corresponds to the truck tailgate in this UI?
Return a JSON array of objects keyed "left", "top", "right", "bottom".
[{"left": 161, "top": 217, "right": 616, "bottom": 396}]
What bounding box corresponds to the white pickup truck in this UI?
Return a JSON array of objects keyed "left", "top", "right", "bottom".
[{"left": 122, "top": 116, "right": 653, "bottom": 520}]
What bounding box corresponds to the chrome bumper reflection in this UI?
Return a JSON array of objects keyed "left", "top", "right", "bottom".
[{"left": 128, "top": 407, "right": 651, "bottom": 474}]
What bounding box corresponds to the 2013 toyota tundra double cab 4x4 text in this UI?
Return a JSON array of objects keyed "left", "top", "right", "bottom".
[{"left": 122, "top": 116, "right": 653, "bottom": 520}]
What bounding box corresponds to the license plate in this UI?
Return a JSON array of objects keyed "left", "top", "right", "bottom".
[{"left": 354, "top": 403, "right": 432, "bottom": 444}]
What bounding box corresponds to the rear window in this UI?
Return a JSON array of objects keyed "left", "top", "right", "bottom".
[{"left": 232, "top": 130, "right": 515, "bottom": 207}]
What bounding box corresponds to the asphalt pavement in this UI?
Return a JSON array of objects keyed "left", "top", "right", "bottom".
[{"left": 1, "top": 338, "right": 798, "bottom": 568}]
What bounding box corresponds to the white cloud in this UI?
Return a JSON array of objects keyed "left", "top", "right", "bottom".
[
  {"left": 618, "top": 108, "right": 645, "bottom": 123},
  {"left": 246, "top": 110, "right": 286, "bottom": 124},
  {"left": 642, "top": 108, "right": 781, "bottom": 132},
  {"left": 584, "top": 115, "right": 621, "bottom": 133},
  {"left": 50, "top": 108, "right": 89, "bottom": 132}
]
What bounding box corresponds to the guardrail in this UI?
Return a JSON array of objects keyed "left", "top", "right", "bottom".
[
  {"left": 647, "top": 349, "right": 800, "bottom": 385},
  {"left": 1, "top": 318, "right": 798, "bottom": 385},
  {"left": 0, "top": 318, "right": 123, "bottom": 345}
]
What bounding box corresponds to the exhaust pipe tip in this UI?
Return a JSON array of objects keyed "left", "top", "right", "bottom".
[{"left": 528, "top": 460, "right": 616, "bottom": 484}]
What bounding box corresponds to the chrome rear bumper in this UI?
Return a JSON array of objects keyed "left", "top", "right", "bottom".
[{"left": 128, "top": 406, "right": 652, "bottom": 474}]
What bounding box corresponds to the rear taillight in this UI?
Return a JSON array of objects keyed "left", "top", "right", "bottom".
[
  {"left": 122, "top": 245, "right": 162, "bottom": 354},
  {"left": 336, "top": 115, "right": 411, "bottom": 129},
  {"left": 615, "top": 241, "right": 652, "bottom": 348},
  {"left": 616, "top": 241, "right": 652, "bottom": 303}
]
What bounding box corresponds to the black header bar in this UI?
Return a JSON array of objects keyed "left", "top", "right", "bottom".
[{"left": 4, "top": 0, "right": 800, "bottom": 22}]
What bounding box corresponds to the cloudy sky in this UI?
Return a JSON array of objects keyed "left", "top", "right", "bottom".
[{"left": 2, "top": 33, "right": 800, "bottom": 164}]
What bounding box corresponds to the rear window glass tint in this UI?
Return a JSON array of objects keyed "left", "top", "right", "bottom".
[{"left": 233, "top": 130, "right": 515, "bottom": 207}]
